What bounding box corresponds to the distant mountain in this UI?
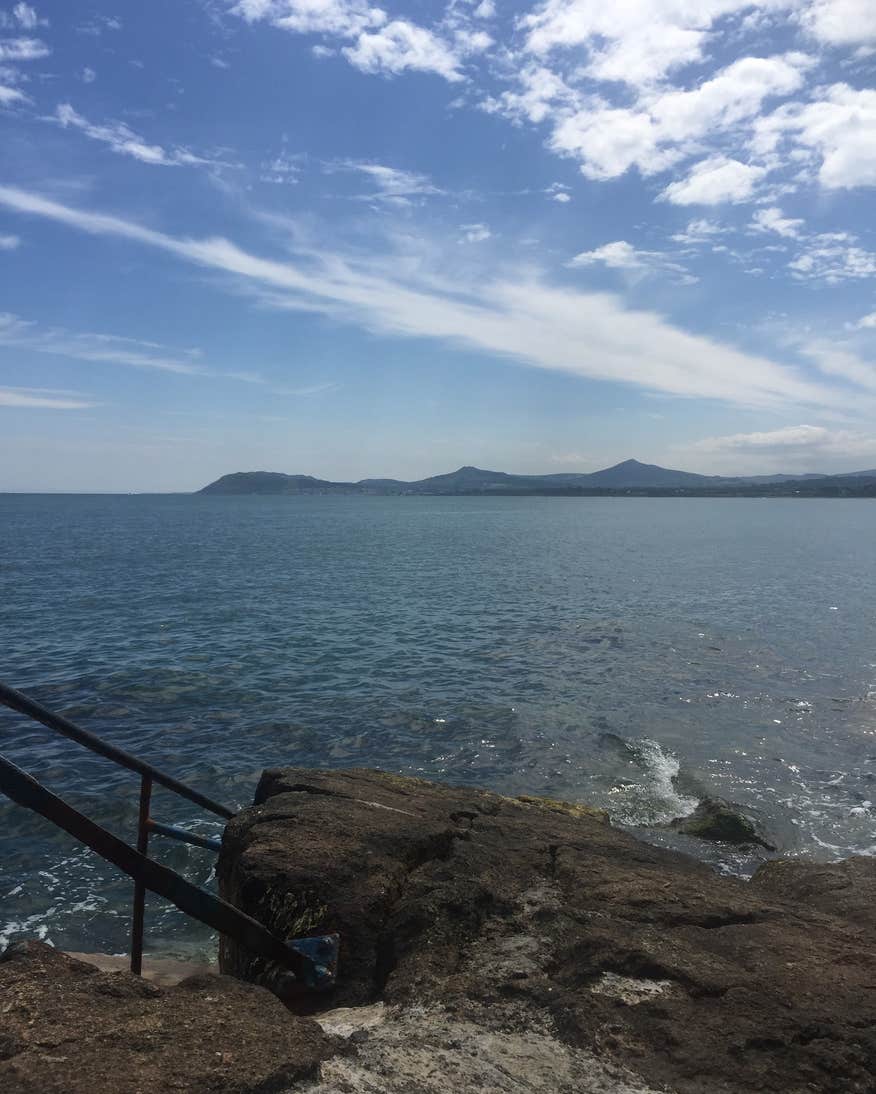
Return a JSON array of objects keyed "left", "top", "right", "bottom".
[
  {"left": 198, "top": 462, "right": 876, "bottom": 497},
  {"left": 573, "top": 458, "right": 719, "bottom": 489},
  {"left": 200, "top": 471, "right": 361, "bottom": 495}
]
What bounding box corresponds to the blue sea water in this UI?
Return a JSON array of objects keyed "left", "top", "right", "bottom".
[{"left": 1, "top": 493, "right": 875, "bottom": 958}]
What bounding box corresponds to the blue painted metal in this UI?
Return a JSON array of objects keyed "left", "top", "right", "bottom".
[{"left": 289, "top": 933, "right": 341, "bottom": 990}]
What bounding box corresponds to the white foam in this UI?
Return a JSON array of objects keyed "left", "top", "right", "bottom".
[{"left": 607, "top": 738, "right": 698, "bottom": 827}]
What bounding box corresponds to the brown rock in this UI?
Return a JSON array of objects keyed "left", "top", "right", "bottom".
[
  {"left": 0, "top": 940, "right": 334, "bottom": 1093},
  {"left": 751, "top": 855, "right": 876, "bottom": 929},
  {"left": 219, "top": 767, "right": 876, "bottom": 1094}
]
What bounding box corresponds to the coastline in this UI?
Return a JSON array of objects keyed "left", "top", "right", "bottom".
[{"left": 4, "top": 767, "right": 875, "bottom": 1092}]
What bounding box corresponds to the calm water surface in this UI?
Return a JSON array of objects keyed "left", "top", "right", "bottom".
[{"left": 1, "top": 494, "right": 875, "bottom": 957}]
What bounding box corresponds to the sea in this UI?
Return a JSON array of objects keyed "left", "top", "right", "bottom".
[{"left": 1, "top": 493, "right": 874, "bottom": 959}]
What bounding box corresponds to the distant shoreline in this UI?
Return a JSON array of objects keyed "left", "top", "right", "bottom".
[{"left": 3, "top": 489, "right": 876, "bottom": 499}]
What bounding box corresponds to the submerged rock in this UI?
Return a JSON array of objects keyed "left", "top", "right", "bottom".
[
  {"left": 668, "top": 796, "right": 776, "bottom": 850},
  {"left": 218, "top": 767, "right": 875, "bottom": 1093}
]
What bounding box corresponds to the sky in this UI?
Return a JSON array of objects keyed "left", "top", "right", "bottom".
[{"left": 1, "top": 0, "right": 875, "bottom": 490}]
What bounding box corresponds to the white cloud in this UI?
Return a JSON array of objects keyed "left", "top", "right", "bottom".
[
  {"left": 232, "top": 0, "right": 384, "bottom": 37},
  {"left": 0, "top": 35, "right": 48, "bottom": 60},
  {"left": 0, "top": 232, "right": 20, "bottom": 249},
  {"left": 661, "top": 156, "right": 766, "bottom": 204},
  {"left": 648, "top": 53, "right": 811, "bottom": 141},
  {"left": 751, "top": 206, "right": 804, "bottom": 237},
  {"left": 550, "top": 103, "right": 678, "bottom": 180},
  {"left": 504, "top": 52, "right": 808, "bottom": 184},
  {"left": 567, "top": 239, "right": 696, "bottom": 283},
  {"left": 12, "top": 4, "right": 42, "bottom": 29},
  {"left": 0, "top": 184, "right": 851, "bottom": 412},
  {"left": 800, "top": 340, "right": 876, "bottom": 390},
  {"left": 473, "top": 0, "right": 495, "bottom": 16},
  {"left": 51, "top": 103, "right": 228, "bottom": 169},
  {"left": 671, "top": 218, "right": 726, "bottom": 244},
  {"left": 801, "top": 0, "right": 876, "bottom": 47},
  {"left": 523, "top": 0, "right": 715, "bottom": 86},
  {"left": 482, "top": 64, "right": 577, "bottom": 125},
  {"left": 0, "top": 385, "right": 97, "bottom": 409},
  {"left": 259, "top": 154, "right": 300, "bottom": 184},
  {"left": 688, "top": 422, "right": 876, "bottom": 465},
  {"left": 80, "top": 65, "right": 96, "bottom": 83},
  {"left": 0, "top": 82, "right": 25, "bottom": 104},
  {"left": 753, "top": 84, "right": 876, "bottom": 189},
  {"left": 552, "top": 190, "right": 571, "bottom": 202},
  {"left": 857, "top": 311, "right": 876, "bottom": 329},
  {"left": 231, "top": 1, "right": 473, "bottom": 82},
  {"left": 460, "top": 222, "right": 490, "bottom": 242},
  {"left": 520, "top": 1, "right": 803, "bottom": 89},
  {"left": 691, "top": 423, "right": 834, "bottom": 450},
  {"left": 788, "top": 236, "right": 876, "bottom": 281},
  {"left": 343, "top": 20, "right": 467, "bottom": 80},
  {"left": 75, "top": 15, "right": 122, "bottom": 36}
]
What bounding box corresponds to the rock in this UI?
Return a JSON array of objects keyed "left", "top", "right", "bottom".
[
  {"left": 218, "top": 767, "right": 876, "bottom": 1094},
  {"left": 668, "top": 797, "right": 775, "bottom": 850},
  {"left": 0, "top": 940, "right": 334, "bottom": 1093},
  {"left": 515, "top": 794, "right": 610, "bottom": 823},
  {"left": 751, "top": 856, "right": 876, "bottom": 929}
]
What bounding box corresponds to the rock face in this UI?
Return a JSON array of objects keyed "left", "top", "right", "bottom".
[
  {"left": 668, "top": 797, "right": 775, "bottom": 850},
  {"left": 219, "top": 768, "right": 876, "bottom": 1094},
  {"left": 0, "top": 940, "right": 333, "bottom": 1093}
]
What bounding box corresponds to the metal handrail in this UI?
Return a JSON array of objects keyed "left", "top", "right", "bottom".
[
  {"left": 0, "top": 681, "right": 232, "bottom": 819},
  {"left": 0, "top": 682, "right": 338, "bottom": 988}
]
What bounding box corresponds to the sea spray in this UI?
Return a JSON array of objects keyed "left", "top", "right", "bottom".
[{"left": 601, "top": 735, "right": 699, "bottom": 827}]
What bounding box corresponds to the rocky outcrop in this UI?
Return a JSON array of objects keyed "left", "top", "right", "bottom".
[
  {"left": 0, "top": 940, "right": 333, "bottom": 1093},
  {"left": 668, "top": 797, "right": 775, "bottom": 850},
  {"left": 219, "top": 768, "right": 876, "bottom": 1094},
  {"left": 3, "top": 769, "right": 875, "bottom": 1093}
]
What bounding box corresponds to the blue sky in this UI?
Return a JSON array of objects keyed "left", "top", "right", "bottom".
[{"left": 1, "top": 0, "right": 875, "bottom": 490}]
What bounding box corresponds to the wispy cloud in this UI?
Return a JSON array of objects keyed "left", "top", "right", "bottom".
[
  {"left": 0, "top": 184, "right": 858, "bottom": 412},
  {"left": 0, "top": 232, "right": 19, "bottom": 249},
  {"left": 568, "top": 240, "right": 696, "bottom": 284},
  {"left": 459, "top": 222, "right": 490, "bottom": 243},
  {"left": 50, "top": 103, "right": 231, "bottom": 170},
  {"left": 0, "top": 312, "right": 209, "bottom": 374},
  {"left": 0, "top": 83, "right": 27, "bottom": 105},
  {"left": 687, "top": 423, "right": 876, "bottom": 466},
  {"left": 0, "top": 384, "right": 97, "bottom": 409},
  {"left": 0, "top": 35, "right": 49, "bottom": 61},
  {"left": 325, "top": 160, "right": 442, "bottom": 204},
  {"left": 272, "top": 381, "right": 341, "bottom": 396}
]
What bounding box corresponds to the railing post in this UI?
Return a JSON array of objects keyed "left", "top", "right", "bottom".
[{"left": 130, "top": 774, "right": 152, "bottom": 975}]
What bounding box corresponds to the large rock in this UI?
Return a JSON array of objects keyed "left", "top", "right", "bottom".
[
  {"left": 0, "top": 940, "right": 333, "bottom": 1093},
  {"left": 668, "top": 797, "right": 775, "bottom": 850},
  {"left": 219, "top": 767, "right": 876, "bottom": 1094}
]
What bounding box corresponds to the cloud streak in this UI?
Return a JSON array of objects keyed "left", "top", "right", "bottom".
[
  {"left": 51, "top": 104, "right": 229, "bottom": 169},
  {"left": 0, "top": 184, "right": 859, "bottom": 411},
  {"left": 0, "top": 384, "right": 97, "bottom": 409},
  {"left": 0, "top": 311, "right": 209, "bottom": 374}
]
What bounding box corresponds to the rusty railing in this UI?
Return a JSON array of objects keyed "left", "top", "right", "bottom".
[{"left": 0, "top": 681, "right": 337, "bottom": 988}]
